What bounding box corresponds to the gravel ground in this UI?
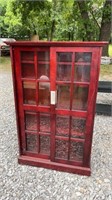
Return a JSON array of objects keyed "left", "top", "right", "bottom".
[
  {"left": 0, "top": 59, "right": 112, "bottom": 200},
  {"left": 96, "top": 92, "right": 112, "bottom": 105}
]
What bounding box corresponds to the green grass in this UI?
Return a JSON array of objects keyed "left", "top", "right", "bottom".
[
  {"left": 100, "top": 64, "right": 112, "bottom": 81},
  {"left": 0, "top": 56, "right": 10, "bottom": 64},
  {"left": 108, "top": 44, "right": 112, "bottom": 57},
  {"left": 100, "top": 64, "right": 112, "bottom": 75}
]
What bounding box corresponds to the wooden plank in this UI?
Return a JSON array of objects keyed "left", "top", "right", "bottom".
[
  {"left": 96, "top": 104, "right": 111, "bottom": 116},
  {"left": 98, "top": 81, "right": 112, "bottom": 93}
]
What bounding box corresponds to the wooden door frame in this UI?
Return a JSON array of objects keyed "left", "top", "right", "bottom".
[{"left": 50, "top": 47, "right": 101, "bottom": 167}]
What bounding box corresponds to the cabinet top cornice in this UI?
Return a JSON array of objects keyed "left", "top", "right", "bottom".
[{"left": 6, "top": 41, "right": 108, "bottom": 47}]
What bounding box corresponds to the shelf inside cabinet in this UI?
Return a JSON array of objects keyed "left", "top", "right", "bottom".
[{"left": 21, "top": 60, "right": 34, "bottom": 64}]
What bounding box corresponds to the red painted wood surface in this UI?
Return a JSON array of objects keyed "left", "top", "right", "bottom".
[
  {"left": 7, "top": 41, "right": 108, "bottom": 47},
  {"left": 9, "top": 41, "right": 107, "bottom": 176}
]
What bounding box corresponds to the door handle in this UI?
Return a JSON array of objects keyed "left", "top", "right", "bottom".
[{"left": 50, "top": 91, "right": 57, "bottom": 105}]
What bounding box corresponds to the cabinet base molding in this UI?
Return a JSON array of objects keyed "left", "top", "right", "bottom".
[{"left": 18, "top": 155, "right": 91, "bottom": 176}]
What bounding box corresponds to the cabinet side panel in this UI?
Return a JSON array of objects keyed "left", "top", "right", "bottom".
[
  {"left": 10, "top": 47, "right": 22, "bottom": 155},
  {"left": 14, "top": 48, "right": 27, "bottom": 154},
  {"left": 83, "top": 47, "right": 102, "bottom": 167}
]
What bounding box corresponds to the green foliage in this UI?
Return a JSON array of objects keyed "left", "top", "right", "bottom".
[
  {"left": 100, "top": 64, "right": 112, "bottom": 81},
  {"left": 0, "top": 0, "right": 111, "bottom": 47},
  {"left": 108, "top": 44, "right": 112, "bottom": 57},
  {"left": 4, "top": 0, "right": 22, "bottom": 37},
  {"left": 0, "top": 0, "right": 7, "bottom": 36}
]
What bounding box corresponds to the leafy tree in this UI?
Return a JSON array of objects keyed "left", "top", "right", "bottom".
[
  {"left": 4, "top": 0, "right": 23, "bottom": 38},
  {"left": 0, "top": 0, "right": 7, "bottom": 37},
  {"left": 55, "top": 0, "right": 76, "bottom": 41},
  {"left": 76, "top": 0, "right": 111, "bottom": 55},
  {"left": 99, "top": 0, "right": 111, "bottom": 55},
  {"left": 3, "top": 0, "right": 47, "bottom": 39},
  {"left": 1, "top": 0, "right": 111, "bottom": 55}
]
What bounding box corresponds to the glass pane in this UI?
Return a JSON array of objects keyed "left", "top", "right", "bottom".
[
  {"left": 74, "top": 65, "right": 90, "bottom": 82},
  {"left": 38, "top": 82, "right": 50, "bottom": 106},
  {"left": 26, "top": 133, "right": 38, "bottom": 152},
  {"left": 21, "top": 63, "right": 35, "bottom": 78},
  {"left": 38, "top": 64, "right": 50, "bottom": 79},
  {"left": 40, "top": 135, "right": 50, "bottom": 155},
  {"left": 55, "top": 140, "right": 68, "bottom": 159},
  {"left": 57, "top": 64, "right": 71, "bottom": 81},
  {"left": 40, "top": 113, "right": 50, "bottom": 133},
  {"left": 72, "top": 85, "right": 88, "bottom": 110},
  {"left": 70, "top": 141, "right": 84, "bottom": 162},
  {"left": 71, "top": 117, "right": 86, "bottom": 138},
  {"left": 57, "top": 52, "right": 72, "bottom": 62},
  {"left": 23, "top": 81, "right": 36, "bottom": 105},
  {"left": 21, "top": 51, "right": 34, "bottom": 61},
  {"left": 57, "top": 85, "right": 70, "bottom": 109},
  {"left": 75, "top": 52, "right": 92, "bottom": 62},
  {"left": 38, "top": 51, "right": 50, "bottom": 61},
  {"left": 25, "top": 112, "right": 37, "bottom": 131},
  {"left": 56, "top": 116, "right": 69, "bottom": 137}
]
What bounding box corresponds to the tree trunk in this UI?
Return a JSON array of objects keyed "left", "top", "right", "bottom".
[
  {"left": 77, "top": 1, "right": 93, "bottom": 41},
  {"left": 50, "top": 19, "right": 55, "bottom": 41},
  {"left": 99, "top": 0, "right": 111, "bottom": 56},
  {"left": 71, "top": 32, "right": 74, "bottom": 41},
  {"left": 68, "top": 32, "right": 71, "bottom": 40},
  {"left": 49, "top": 0, "right": 57, "bottom": 41}
]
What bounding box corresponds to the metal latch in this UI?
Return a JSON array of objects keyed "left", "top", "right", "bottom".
[{"left": 50, "top": 91, "right": 57, "bottom": 105}]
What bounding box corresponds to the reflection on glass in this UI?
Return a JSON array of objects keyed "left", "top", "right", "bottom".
[
  {"left": 40, "top": 113, "right": 50, "bottom": 133},
  {"left": 56, "top": 116, "right": 69, "bottom": 137},
  {"left": 57, "top": 52, "right": 72, "bottom": 62},
  {"left": 57, "top": 64, "right": 71, "bottom": 81},
  {"left": 74, "top": 65, "right": 90, "bottom": 82},
  {"left": 57, "top": 85, "right": 70, "bottom": 109},
  {"left": 21, "top": 63, "right": 35, "bottom": 78},
  {"left": 26, "top": 133, "right": 37, "bottom": 152},
  {"left": 71, "top": 118, "right": 86, "bottom": 138},
  {"left": 38, "top": 64, "right": 50, "bottom": 79},
  {"left": 38, "top": 51, "right": 50, "bottom": 61},
  {"left": 39, "top": 81, "right": 50, "bottom": 106},
  {"left": 70, "top": 141, "right": 84, "bottom": 162},
  {"left": 23, "top": 81, "right": 36, "bottom": 105},
  {"left": 40, "top": 135, "right": 50, "bottom": 155},
  {"left": 75, "top": 52, "right": 92, "bottom": 62},
  {"left": 55, "top": 140, "right": 68, "bottom": 159},
  {"left": 72, "top": 85, "right": 88, "bottom": 110},
  {"left": 25, "top": 112, "right": 37, "bottom": 131},
  {"left": 21, "top": 51, "right": 34, "bottom": 61}
]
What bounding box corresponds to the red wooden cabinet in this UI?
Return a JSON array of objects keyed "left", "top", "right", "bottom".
[{"left": 9, "top": 41, "right": 107, "bottom": 176}]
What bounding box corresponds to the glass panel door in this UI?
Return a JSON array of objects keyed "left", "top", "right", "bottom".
[
  {"left": 16, "top": 47, "right": 95, "bottom": 166},
  {"left": 51, "top": 48, "right": 93, "bottom": 164},
  {"left": 38, "top": 50, "right": 50, "bottom": 106},
  {"left": 18, "top": 48, "right": 51, "bottom": 158},
  {"left": 72, "top": 85, "right": 89, "bottom": 110}
]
